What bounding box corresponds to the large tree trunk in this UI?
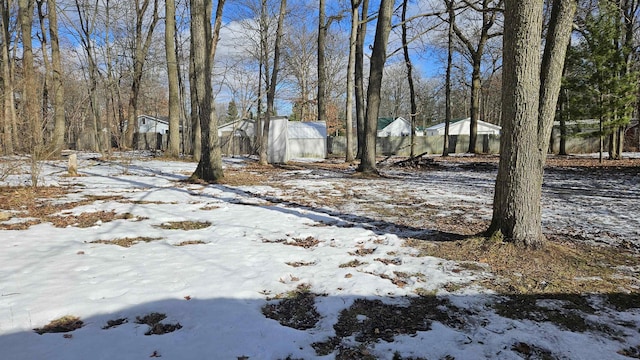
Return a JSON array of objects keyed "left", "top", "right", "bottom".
[
  {"left": 258, "top": 0, "right": 270, "bottom": 165},
  {"left": 317, "top": 0, "right": 327, "bottom": 123},
  {"left": 355, "top": 0, "right": 368, "bottom": 159},
  {"left": 443, "top": 0, "right": 455, "bottom": 157},
  {"left": 468, "top": 63, "right": 481, "bottom": 153},
  {"left": 357, "top": 0, "right": 394, "bottom": 175},
  {"left": 488, "top": 0, "right": 576, "bottom": 247},
  {"left": 189, "top": 32, "right": 201, "bottom": 161},
  {"left": 165, "top": 0, "right": 180, "bottom": 157},
  {"left": 19, "top": 0, "right": 42, "bottom": 150},
  {"left": 47, "top": 0, "right": 66, "bottom": 155},
  {"left": 189, "top": 0, "right": 225, "bottom": 182},
  {"left": 345, "top": 0, "right": 360, "bottom": 163},
  {"left": 1, "top": 0, "right": 16, "bottom": 154}
]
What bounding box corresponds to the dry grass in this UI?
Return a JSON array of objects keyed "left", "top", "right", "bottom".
[
  {"left": 34, "top": 315, "right": 83, "bottom": 335},
  {"left": 48, "top": 211, "right": 143, "bottom": 228},
  {"left": 89, "top": 237, "right": 162, "bottom": 247},
  {"left": 154, "top": 220, "right": 211, "bottom": 230},
  {"left": 174, "top": 240, "right": 207, "bottom": 246},
  {"left": 0, "top": 187, "right": 145, "bottom": 230},
  {"left": 219, "top": 164, "right": 273, "bottom": 186},
  {"left": 406, "top": 236, "right": 640, "bottom": 295}
]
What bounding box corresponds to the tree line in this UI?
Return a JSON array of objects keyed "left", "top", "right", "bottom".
[{"left": 1, "top": 0, "right": 639, "bottom": 246}]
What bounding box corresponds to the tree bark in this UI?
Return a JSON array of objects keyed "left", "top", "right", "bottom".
[
  {"left": 189, "top": 0, "right": 225, "bottom": 182},
  {"left": 189, "top": 31, "right": 201, "bottom": 160},
  {"left": 355, "top": 0, "right": 369, "bottom": 159},
  {"left": 317, "top": 0, "right": 327, "bottom": 123},
  {"left": 1, "top": 0, "right": 16, "bottom": 154},
  {"left": 165, "top": 0, "right": 180, "bottom": 157},
  {"left": 357, "top": 0, "right": 394, "bottom": 175},
  {"left": 345, "top": 0, "right": 360, "bottom": 163},
  {"left": 19, "top": 0, "right": 42, "bottom": 150},
  {"left": 258, "top": 0, "right": 270, "bottom": 165},
  {"left": 47, "top": 0, "right": 66, "bottom": 155},
  {"left": 443, "top": 0, "right": 455, "bottom": 157},
  {"left": 401, "top": 0, "right": 417, "bottom": 158},
  {"left": 488, "top": 0, "right": 576, "bottom": 247}
]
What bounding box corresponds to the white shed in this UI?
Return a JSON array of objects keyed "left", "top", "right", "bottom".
[
  {"left": 137, "top": 115, "right": 170, "bottom": 134},
  {"left": 288, "top": 121, "right": 327, "bottom": 160},
  {"left": 377, "top": 117, "right": 412, "bottom": 137},
  {"left": 217, "top": 117, "right": 327, "bottom": 163},
  {"left": 425, "top": 118, "right": 501, "bottom": 136}
]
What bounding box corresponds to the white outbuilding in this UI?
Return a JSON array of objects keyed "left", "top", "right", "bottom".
[{"left": 425, "top": 118, "right": 501, "bottom": 136}]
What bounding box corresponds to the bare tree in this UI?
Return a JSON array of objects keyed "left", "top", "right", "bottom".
[
  {"left": 0, "top": 0, "right": 16, "bottom": 154},
  {"left": 487, "top": 0, "right": 577, "bottom": 247},
  {"left": 401, "top": 0, "right": 418, "bottom": 158},
  {"left": 355, "top": 0, "right": 369, "bottom": 159},
  {"left": 344, "top": 0, "right": 361, "bottom": 163},
  {"left": 42, "top": 0, "right": 66, "bottom": 155},
  {"left": 123, "top": 0, "right": 160, "bottom": 149},
  {"left": 443, "top": 0, "right": 455, "bottom": 157},
  {"left": 189, "top": 0, "right": 225, "bottom": 181},
  {"left": 283, "top": 23, "right": 317, "bottom": 121},
  {"left": 451, "top": 0, "right": 503, "bottom": 153},
  {"left": 19, "top": 0, "right": 42, "bottom": 150},
  {"left": 259, "top": 0, "right": 286, "bottom": 165},
  {"left": 318, "top": 0, "right": 326, "bottom": 123},
  {"left": 357, "top": 0, "right": 394, "bottom": 175},
  {"left": 165, "top": 0, "right": 180, "bottom": 157},
  {"left": 73, "top": 0, "right": 103, "bottom": 152}
]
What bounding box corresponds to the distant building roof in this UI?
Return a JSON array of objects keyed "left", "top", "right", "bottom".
[{"left": 377, "top": 117, "right": 396, "bottom": 131}]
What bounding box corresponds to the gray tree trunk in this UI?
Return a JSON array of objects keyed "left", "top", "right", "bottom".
[
  {"left": 189, "top": 0, "right": 225, "bottom": 182},
  {"left": 345, "top": 0, "right": 360, "bottom": 163},
  {"left": 401, "top": 0, "right": 417, "bottom": 158},
  {"left": 443, "top": 0, "right": 455, "bottom": 157},
  {"left": 189, "top": 32, "right": 201, "bottom": 161},
  {"left": 47, "top": 0, "right": 66, "bottom": 155},
  {"left": 1, "top": 0, "right": 16, "bottom": 154},
  {"left": 317, "top": 0, "right": 327, "bottom": 123},
  {"left": 19, "top": 0, "right": 42, "bottom": 150},
  {"left": 165, "top": 0, "right": 180, "bottom": 157},
  {"left": 357, "top": 0, "right": 394, "bottom": 175},
  {"left": 488, "top": 0, "right": 576, "bottom": 247},
  {"left": 355, "top": 0, "right": 368, "bottom": 159}
]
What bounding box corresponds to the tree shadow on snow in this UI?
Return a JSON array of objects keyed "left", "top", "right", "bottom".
[{"left": 1, "top": 292, "right": 639, "bottom": 360}]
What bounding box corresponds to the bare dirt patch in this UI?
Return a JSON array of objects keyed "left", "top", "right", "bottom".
[{"left": 262, "top": 284, "right": 321, "bottom": 330}]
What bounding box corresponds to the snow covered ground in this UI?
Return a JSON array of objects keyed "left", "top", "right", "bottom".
[{"left": 0, "top": 153, "right": 638, "bottom": 360}]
